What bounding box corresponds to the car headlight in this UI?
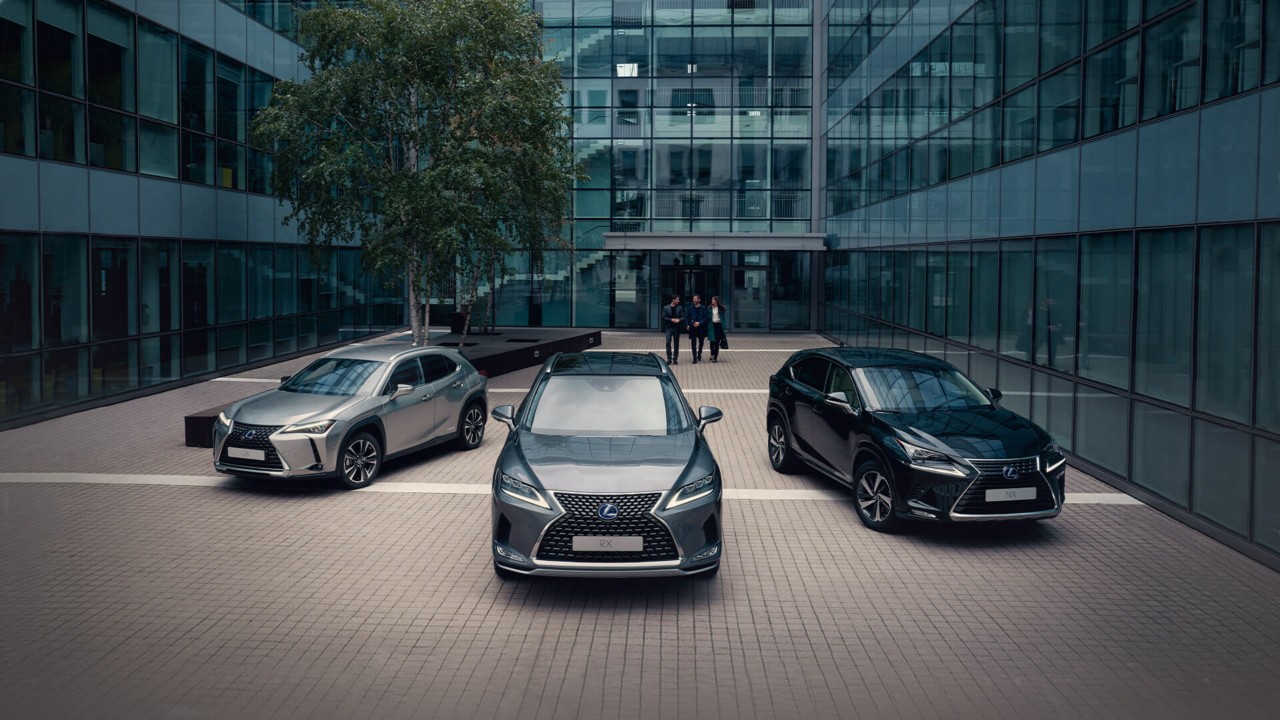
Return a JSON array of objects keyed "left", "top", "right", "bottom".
[
  {"left": 281, "top": 419, "right": 336, "bottom": 434},
  {"left": 1042, "top": 442, "right": 1066, "bottom": 473},
  {"left": 666, "top": 474, "right": 717, "bottom": 509},
  {"left": 895, "top": 439, "right": 967, "bottom": 477},
  {"left": 217, "top": 411, "right": 232, "bottom": 427},
  {"left": 498, "top": 474, "right": 550, "bottom": 509}
]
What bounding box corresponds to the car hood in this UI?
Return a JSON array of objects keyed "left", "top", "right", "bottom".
[
  {"left": 873, "top": 407, "right": 1050, "bottom": 460},
  {"left": 514, "top": 431, "right": 698, "bottom": 493},
  {"left": 229, "top": 390, "right": 361, "bottom": 427}
]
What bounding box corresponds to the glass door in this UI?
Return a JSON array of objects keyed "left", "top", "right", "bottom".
[{"left": 732, "top": 268, "right": 767, "bottom": 329}]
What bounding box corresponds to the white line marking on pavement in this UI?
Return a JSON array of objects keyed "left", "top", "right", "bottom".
[
  {"left": 0, "top": 473, "right": 1145, "bottom": 505},
  {"left": 488, "top": 388, "right": 767, "bottom": 394},
  {"left": 212, "top": 377, "right": 282, "bottom": 383}
]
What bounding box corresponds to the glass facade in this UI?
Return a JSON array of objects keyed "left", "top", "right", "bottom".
[{"left": 822, "top": 0, "right": 1280, "bottom": 566}]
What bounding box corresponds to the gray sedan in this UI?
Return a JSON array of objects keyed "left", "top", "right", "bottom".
[{"left": 214, "top": 344, "right": 488, "bottom": 488}]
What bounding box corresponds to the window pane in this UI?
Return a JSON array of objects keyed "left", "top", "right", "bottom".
[
  {"left": 247, "top": 244, "right": 273, "bottom": 320},
  {"left": 0, "top": 84, "right": 36, "bottom": 156},
  {"left": 273, "top": 316, "right": 295, "bottom": 355},
  {"left": 1004, "top": 0, "right": 1038, "bottom": 91},
  {"left": 1040, "top": 0, "right": 1082, "bottom": 71},
  {"left": 1086, "top": 0, "right": 1140, "bottom": 49},
  {"left": 1141, "top": 7, "right": 1200, "bottom": 121},
  {"left": 1205, "top": 0, "right": 1262, "bottom": 101},
  {"left": 945, "top": 244, "right": 970, "bottom": 341},
  {"left": 971, "top": 241, "right": 999, "bottom": 350},
  {"left": 298, "top": 251, "right": 318, "bottom": 313},
  {"left": 1259, "top": 225, "right": 1280, "bottom": 432},
  {"left": 215, "top": 56, "right": 244, "bottom": 142},
  {"left": 925, "top": 249, "right": 946, "bottom": 335},
  {"left": 297, "top": 314, "right": 317, "bottom": 349},
  {"left": 91, "top": 339, "right": 137, "bottom": 395},
  {"left": 182, "top": 328, "right": 214, "bottom": 376},
  {"left": 1001, "top": 84, "right": 1036, "bottom": 162},
  {"left": 1268, "top": 0, "right": 1280, "bottom": 85},
  {"left": 182, "top": 241, "right": 215, "bottom": 328},
  {"left": 91, "top": 237, "right": 136, "bottom": 340},
  {"left": 37, "top": 93, "right": 85, "bottom": 163},
  {"left": 247, "top": 320, "right": 271, "bottom": 361},
  {"left": 42, "top": 235, "right": 87, "bottom": 346},
  {"left": 44, "top": 347, "right": 88, "bottom": 404},
  {"left": 87, "top": 0, "right": 134, "bottom": 111},
  {"left": 88, "top": 107, "right": 135, "bottom": 172},
  {"left": 1079, "top": 232, "right": 1132, "bottom": 388},
  {"left": 1038, "top": 62, "right": 1080, "bottom": 151},
  {"left": 1135, "top": 228, "right": 1193, "bottom": 404},
  {"left": 0, "top": 233, "right": 39, "bottom": 352},
  {"left": 1075, "top": 388, "right": 1128, "bottom": 475},
  {"left": 246, "top": 147, "right": 270, "bottom": 193},
  {"left": 36, "top": 0, "right": 83, "bottom": 98},
  {"left": 1132, "top": 400, "right": 1190, "bottom": 505},
  {"left": 1146, "top": 0, "right": 1185, "bottom": 19},
  {"left": 1083, "top": 36, "right": 1139, "bottom": 138},
  {"left": 140, "top": 239, "right": 178, "bottom": 334},
  {"left": 999, "top": 239, "right": 1032, "bottom": 357},
  {"left": 1031, "top": 371, "right": 1074, "bottom": 449},
  {"left": 1196, "top": 225, "right": 1255, "bottom": 424},
  {"left": 0, "top": 0, "right": 34, "bottom": 85},
  {"left": 1192, "top": 421, "right": 1251, "bottom": 535},
  {"left": 139, "top": 120, "right": 177, "bottom": 178},
  {"left": 1033, "top": 236, "right": 1076, "bottom": 371},
  {"left": 216, "top": 140, "right": 243, "bottom": 189},
  {"left": 274, "top": 245, "right": 296, "bottom": 315},
  {"left": 974, "top": 0, "right": 1002, "bottom": 106},
  {"left": 247, "top": 69, "right": 272, "bottom": 148},
  {"left": 217, "top": 325, "right": 245, "bottom": 369},
  {"left": 138, "top": 21, "right": 177, "bottom": 123},
  {"left": 217, "top": 243, "right": 245, "bottom": 323},
  {"left": 972, "top": 104, "right": 1000, "bottom": 171},
  {"left": 0, "top": 354, "right": 39, "bottom": 419},
  {"left": 1256, "top": 437, "right": 1280, "bottom": 553},
  {"left": 181, "top": 131, "right": 213, "bottom": 184},
  {"left": 771, "top": 251, "right": 809, "bottom": 330},
  {"left": 180, "top": 40, "right": 213, "bottom": 133}
]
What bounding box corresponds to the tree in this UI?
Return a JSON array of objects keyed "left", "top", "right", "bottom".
[{"left": 252, "top": 0, "right": 577, "bottom": 346}]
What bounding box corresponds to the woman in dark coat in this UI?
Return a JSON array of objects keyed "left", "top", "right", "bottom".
[{"left": 706, "top": 295, "right": 729, "bottom": 363}]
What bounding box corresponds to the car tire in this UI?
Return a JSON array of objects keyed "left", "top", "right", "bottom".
[
  {"left": 493, "top": 562, "right": 523, "bottom": 581},
  {"left": 337, "top": 431, "right": 382, "bottom": 490},
  {"left": 456, "top": 401, "right": 486, "bottom": 451},
  {"left": 767, "top": 415, "right": 801, "bottom": 473},
  {"left": 693, "top": 562, "right": 720, "bottom": 580},
  {"left": 853, "top": 459, "right": 900, "bottom": 533}
]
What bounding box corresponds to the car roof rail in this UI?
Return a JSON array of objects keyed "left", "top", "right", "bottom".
[
  {"left": 544, "top": 352, "right": 562, "bottom": 373},
  {"left": 648, "top": 351, "right": 668, "bottom": 374}
]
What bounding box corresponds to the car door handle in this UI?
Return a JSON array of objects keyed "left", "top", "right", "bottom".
[
  {"left": 810, "top": 404, "right": 823, "bottom": 415},
  {"left": 451, "top": 380, "right": 464, "bottom": 388},
  {"left": 421, "top": 394, "right": 433, "bottom": 402}
]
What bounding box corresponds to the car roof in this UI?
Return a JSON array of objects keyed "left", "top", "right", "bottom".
[
  {"left": 803, "top": 346, "right": 954, "bottom": 370},
  {"left": 547, "top": 352, "right": 666, "bottom": 376},
  {"left": 322, "top": 342, "right": 455, "bottom": 364}
]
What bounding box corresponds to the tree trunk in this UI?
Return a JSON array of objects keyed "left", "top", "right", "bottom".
[
  {"left": 421, "top": 254, "right": 432, "bottom": 346},
  {"left": 406, "top": 264, "right": 424, "bottom": 346},
  {"left": 459, "top": 259, "right": 478, "bottom": 347}
]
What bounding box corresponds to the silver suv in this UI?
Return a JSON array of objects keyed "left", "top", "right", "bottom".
[{"left": 214, "top": 343, "right": 488, "bottom": 488}]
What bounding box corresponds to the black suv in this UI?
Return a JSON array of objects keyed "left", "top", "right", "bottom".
[{"left": 766, "top": 348, "right": 1065, "bottom": 532}]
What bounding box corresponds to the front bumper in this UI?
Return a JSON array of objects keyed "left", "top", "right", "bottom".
[
  {"left": 894, "top": 456, "right": 1066, "bottom": 522},
  {"left": 492, "top": 487, "right": 722, "bottom": 577},
  {"left": 212, "top": 420, "right": 344, "bottom": 479}
]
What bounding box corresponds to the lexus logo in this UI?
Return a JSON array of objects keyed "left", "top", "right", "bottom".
[
  {"left": 597, "top": 503, "right": 620, "bottom": 521},
  {"left": 243, "top": 430, "right": 256, "bottom": 440},
  {"left": 1002, "top": 465, "right": 1020, "bottom": 481}
]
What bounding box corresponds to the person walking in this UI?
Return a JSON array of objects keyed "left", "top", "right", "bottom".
[
  {"left": 661, "top": 294, "right": 686, "bottom": 364},
  {"left": 706, "top": 295, "right": 729, "bottom": 363},
  {"left": 686, "top": 294, "right": 709, "bottom": 364}
]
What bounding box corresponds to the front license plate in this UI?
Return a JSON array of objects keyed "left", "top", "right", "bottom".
[
  {"left": 227, "top": 447, "right": 266, "bottom": 461},
  {"left": 572, "top": 536, "right": 643, "bottom": 552},
  {"left": 986, "top": 487, "right": 1036, "bottom": 502}
]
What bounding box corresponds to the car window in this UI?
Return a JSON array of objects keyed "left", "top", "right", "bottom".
[
  {"left": 826, "top": 366, "right": 860, "bottom": 403},
  {"left": 791, "top": 357, "right": 830, "bottom": 391},
  {"left": 383, "top": 359, "right": 423, "bottom": 393},
  {"left": 856, "top": 366, "right": 991, "bottom": 412},
  {"left": 527, "top": 375, "right": 690, "bottom": 436},
  {"left": 280, "top": 358, "right": 383, "bottom": 396},
  {"left": 420, "top": 354, "right": 457, "bottom": 383}
]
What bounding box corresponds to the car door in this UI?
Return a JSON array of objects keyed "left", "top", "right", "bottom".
[
  {"left": 378, "top": 357, "right": 433, "bottom": 454},
  {"left": 810, "top": 364, "right": 864, "bottom": 482},
  {"left": 788, "top": 356, "right": 832, "bottom": 459},
  {"left": 420, "top": 353, "right": 467, "bottom": 440}
]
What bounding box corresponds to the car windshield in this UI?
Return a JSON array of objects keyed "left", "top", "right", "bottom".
[
  {"left": 527, "top": 376, "right": 690, "bottom": 436},
  {"left": 280, "top": 358, "right": 383, "bottom": 396},
  {"left": 855, "top": 366, "right": 992, "bottom": 412}
]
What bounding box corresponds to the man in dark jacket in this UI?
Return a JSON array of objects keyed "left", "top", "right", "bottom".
[
  {"left": 685, "top": 294, "right": 709, "bottom": 364},
  {"left": 661, "top": 295, "right": 686, "bottom": 364}
]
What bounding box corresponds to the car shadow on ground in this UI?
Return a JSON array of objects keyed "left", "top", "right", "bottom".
[
  {"left": 215, "top": 440, "right": 470, "bottom": 497},
  {"left": 490, "top": 573, "right": 724, "bottom": 604}
]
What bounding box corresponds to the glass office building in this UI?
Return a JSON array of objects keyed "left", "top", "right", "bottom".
[
  {"left": 0, "top": 0, "right": 401, "bottom": 428},
  {"left": 820, "top": 0, "right": 1280, "bottom": 567}
]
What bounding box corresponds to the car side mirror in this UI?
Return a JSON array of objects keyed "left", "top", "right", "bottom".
[
  {"left": 279, "top": 375, "right": 291, "bottom": 384},
  {"left": 388, "top": 383, "right": 414, "bottom": 401},
  {"left": 492, "top": 405, "right": 516, "bottom": 431},
  {"left": 826, "top": 391, "right": 859, "bottom": 414},
  {"left": 697, "top": 406, "right": 723, "bottom": 431},
  {"left": 988, "top": 388, "right": 1003, "bottom": 402}
]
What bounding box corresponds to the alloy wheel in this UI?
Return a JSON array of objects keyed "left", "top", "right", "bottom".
[
  {"left": 768, "top": 423, "right": 787, "bottom": 466},
  {"left": 857, "top": 471, "right": 893, "bottom": 523},
  {"left": 343, "top": 438, "right": 379, "bottom": 486},
  {"left": 463, "top": 406, "right": 485, "bottom": 447}
]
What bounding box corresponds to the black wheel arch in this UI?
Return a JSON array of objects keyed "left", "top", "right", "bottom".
[{"left": 340, "top": 417, "right": 386, "bottom": 456}]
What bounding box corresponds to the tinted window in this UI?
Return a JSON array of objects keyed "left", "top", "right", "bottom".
[
  {"left": 420, "top": 354, "right": 457, "bottom": 383},
  {"left": 825, "top": 366, "right": 859, "bottom": 403},
  {"left": 528, "top": 376, "right": 690, "bottom": 436},
  {"left": 281, "top": 358, "right": 382, "bottom": 396},
  {"left": 791, "top": 357, "right": 829, "bottom": 390},
  {"left": 855, "top": 367, "right": 991, "bottom": 412},
  {"left": 384, "top": 360, "right": 423, "bottom": 391}
]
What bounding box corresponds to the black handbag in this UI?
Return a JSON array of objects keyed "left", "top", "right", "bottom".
[{"left": 719, "top": 337, "right": 728, "bottom": 349}]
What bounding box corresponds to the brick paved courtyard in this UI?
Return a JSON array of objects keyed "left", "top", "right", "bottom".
[{"left": 2, "top": 331, "right": 1278, "bottom": 719}]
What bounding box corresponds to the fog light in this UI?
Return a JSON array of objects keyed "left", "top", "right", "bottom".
[
  {"left": 909, "top": 509, "right": 936, "bottom": 519},
  {"left": 494, "top": 543, "right": 529, "bottom": 565},
  {"left": 689, "top": 544, "right": 720, "bottom": 563}
]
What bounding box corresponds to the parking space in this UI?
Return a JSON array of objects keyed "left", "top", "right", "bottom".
[{"left": 1, "top": 331, "right": 1276, "bottom": 719}]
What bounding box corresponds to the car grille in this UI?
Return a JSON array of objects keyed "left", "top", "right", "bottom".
[
  {"left": 536, "top": 492, "right": 679, "bottom": 563},
  {"left": 953, "top": 457, "right": 1056, "bottom": 515},
  {"left": 220, "top": 423, "right": 285, "bottom": 470}
]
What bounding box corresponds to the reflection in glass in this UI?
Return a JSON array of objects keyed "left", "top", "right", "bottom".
[
  {"left": 36, "top": 0, "right": 82, "bottom": 97},
  {"left": 0, "top": 0, "right": 34, "bottom": 85},
  {"left": 42, "top": 235, "right": 88, "bottom": 347},
  {"left": 88, "top": 108, "right": 135, "bottom": 171},
  {"left": 1038, "top": 63, "right": 1080, "bottom": 151},
  {"left": 1135, "top": 229, "right": 1193, "bottom": 405},
  {"left": 37, "top": 94, "right": 85, "bottom": 163},
  {"left": 1001, "top": 85, "right": 1036, "bottom": 162},
  {"left": 1086, "top": 0, "right": 1140, "bottom": 49},
  {"left": 1196, "top": 225, "right": 1254, "bottom": 424},
  {"left": 182, "top": 241, "right": 215, "bottom": 328},
  {"left": 87, "top": 0, "right": 134, "bottom": 111},
  {"left": 138, "top": 21, "right": 177, "bottom": 123},
  {"left": 44, "top": 347, "right": 88, "bottom": 404},
  {"left": 1259, "top": 225, "right": 1280, "bottom": 432},
  {"left": 1003, "top": 0, "right": 1038, "bottom": 91},
  {"left": 1132, "top": 401, "right": 1189, "bottom": 506},
  {"left": 1039, "top": 0, "right": 1082, "bottom": 71},
  {"left": 139, "top": 121, "right": 177, "bottom": 178},
  {"left": 181, "top": 131, "right": 213, "bottom": 184},
  {"left": 1083, "top": 36, "right": 1139, "bottom": 137},
  {"left": 1268, "top": 0, "right": 1280, "bottom": 85},
  {"left": 91, "top": 237, "right": 136, "bottom": 340},
  {"left": 1075, "top": 387, "right": 1127, "bottom": 475},
  {"left": 180, "top": 40, "right": 213, "bottom": 133},
  {"left": 0, "top": 85, "right": 36, "bottom": 156},
  {"left": 999, "top": 240, "right": 1032, "bottom": 357},
  {"left": 970, "top": 241, "right": 999, "bottom": 351},
  {"left": 0, "top": 354, "right": 39, "bottom": 419},
  {"left": 0, "top": 234, "right": 39, "bottom": 352},
  {"left": 217, "top": 244, "right": 246, "bottom": 323},
  {"left": 1034, "top": 237, "right": 1076, "bottom": 371},
  {"left": 1141, "top": 7, "right": 1200, "bottom": 121},
  {"left": 1204, "top": 0, "right": 1261, "bottom": 102},
  {"left": 1078, "top": 233, "right": 1132, "bottom": 388},
  {"left": 216, "top": 57, "right": 245, "bottom": 142},
  {"left": 91, "top": 339, "right": 136, "bottom": 395},
  {"left": 1256, "top": 438, "right": 1280, "bottom": 553},
  {"left": 945, "top": 245, "right": 970, "bottom": 342},
  {"left": 1192, "top": 421, "right": 1251, "bottom": 535},
  {"left": 1031, "top": 371, "right": 1073, "bottom": 449},
  {"left": 140, "top": 239, "right": 178, "bottom": 334}
]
